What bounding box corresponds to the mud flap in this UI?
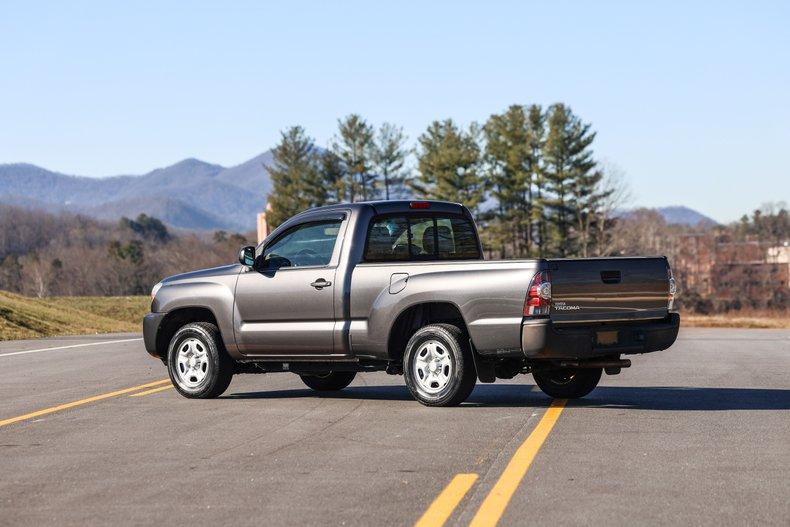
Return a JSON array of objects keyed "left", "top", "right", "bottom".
[{"left": 469, "top": 338, "right": 496, "bottom": 383}]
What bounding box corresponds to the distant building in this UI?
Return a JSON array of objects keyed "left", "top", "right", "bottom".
[
  {"left": 767, "top": 244, "right": 790, "bottom": 264},
  {"left": 675, "top": 235, "right": 789, "bottom": 309},
  {"left": 257, "top": 202, "right": 273, "bottom": 244}
]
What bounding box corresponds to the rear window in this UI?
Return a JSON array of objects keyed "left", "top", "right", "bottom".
[{"left": 364, "top": 214, "right": 481, "bottom": 262}]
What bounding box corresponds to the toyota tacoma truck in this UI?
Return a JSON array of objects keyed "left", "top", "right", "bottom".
[{"left": 143, "top": 200, "right": 679, "bottom": 406}]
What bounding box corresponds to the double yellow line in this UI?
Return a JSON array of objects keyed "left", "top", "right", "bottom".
[
  {"left": 0, "top": 379, "right": 173, "bottom": 428},
  {"left": 415, "top": 399, "right": 567, "bottom": 527},
  {"left": 5, "top": 380, "right": 565, "bottom": 526}
]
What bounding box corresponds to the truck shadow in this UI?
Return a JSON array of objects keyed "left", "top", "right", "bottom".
[
  {"left": 226, "top": 384, "right": 790, "bottom": 411},
  {"left": 562, "top": 386, "right": 790, "bottom": 411}
]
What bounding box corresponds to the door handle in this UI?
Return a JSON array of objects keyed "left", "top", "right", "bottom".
[{"left": 310, "top": 279, "right": 332, "bottom": 289}]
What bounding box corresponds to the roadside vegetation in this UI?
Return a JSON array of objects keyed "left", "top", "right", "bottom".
[{"left": 0, "top": 291, "right": 149, "bottom": 340}]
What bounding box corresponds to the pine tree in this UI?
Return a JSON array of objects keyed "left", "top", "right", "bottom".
[
  {"left": 483, "top": 104, "right": 547, "bottom": 257},
  {"left": 332, "top": 114, "right": 375, "bottom": 201},
  {"left": 266, "top": 126, "right": 325, "bottom": 227},
  {"left": 526, "top": 105, "right": 547, "bottom": 257},
  {"left": 415, "top": 119, "right": 485, "bottom": 215},
  {"left": 372, "top": 122, "right": 409, "bottom": 200},
  {"left": 542, "top": 104, "right": 598, "bottom": 257},
  {"left": 484, "top": 105, "right": 533, "bottom": 257},
  {"left": 319, "top": 150, "right": 347, "bottom": 204}
]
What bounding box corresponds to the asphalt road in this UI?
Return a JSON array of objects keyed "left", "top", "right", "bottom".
[{"left": 1, "top": 328, "right": 788, "bottom": 526}]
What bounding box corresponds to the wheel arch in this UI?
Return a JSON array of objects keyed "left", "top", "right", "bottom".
[
  {"left": 386, "top": 301, "right": 472, "bottom": 363},
  {"left": 155, "top": 306, "right": 221, "bottom": 360}
]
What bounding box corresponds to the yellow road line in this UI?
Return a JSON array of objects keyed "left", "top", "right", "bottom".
[
  {"left": 129, "top": 385, "right": 173, "bottom": 397},
  {"left": 469, "top": 399, "right": 567, "bottom": 527},
  {"left": 0, "top": 379, "right": 171, "bottom": 428},
  {"left": 414, "top": 473, "right": 479, "bottom": 527}
]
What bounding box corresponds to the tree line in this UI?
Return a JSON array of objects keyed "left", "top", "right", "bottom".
[
  {"left": 0, "top": 206, "right": 250, "bottom": 297},
  {"left": 266, "top": 103, "right": 619, "bottom": 258},
  {"left": 0, "top": 196, "right": 785, "bottom": 315}
]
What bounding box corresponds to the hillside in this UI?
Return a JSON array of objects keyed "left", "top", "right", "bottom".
[
  {"left": 0, "top": 152, "right": 274, "bottom": 232},
  {"left": 0, "top": 292, "right": 149, "bottom": 340}
]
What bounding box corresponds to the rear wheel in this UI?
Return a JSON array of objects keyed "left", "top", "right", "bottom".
[
  {"left": 300, "top": 372, "right": 356, "bottom": 392},
  {"left": 532, "top": 367, "right": 602, "bottom": 399},
  {"left": 403, "top": 324, "right": 477, "bottom": 407},
  {"left": 167, "top": 322, "right": 234, "bottom": 399}
]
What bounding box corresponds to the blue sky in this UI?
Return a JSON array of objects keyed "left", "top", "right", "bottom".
[{"left": 1, "top": 1, "right": 788, "bottom": 222}]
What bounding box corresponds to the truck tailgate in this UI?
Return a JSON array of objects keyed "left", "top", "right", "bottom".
[{"left": 548, "top": 257, "right": 670, "bottom": 324}]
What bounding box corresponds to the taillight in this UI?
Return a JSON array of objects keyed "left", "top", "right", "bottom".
[
  {"left": 524, "top": 270, "right": 551, "bottom": 316},
  {"left": 409, "top": 201, "right": 430, "bottom": 209},
  {"left": 668, "top": 266, "right": 676, "bottom": 310}
]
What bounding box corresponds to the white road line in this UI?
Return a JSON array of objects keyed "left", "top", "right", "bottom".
[{"left": 0, "top": 338, "right": 143, "bottom": 358}]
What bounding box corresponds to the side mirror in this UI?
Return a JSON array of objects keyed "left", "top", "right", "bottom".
[{"left": 238, "top": 246, "right": 255, "bottom": 267}]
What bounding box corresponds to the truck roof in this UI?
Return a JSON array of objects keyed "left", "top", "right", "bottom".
[{"left": 291, "top": 200, "right": 467, "bottom": 217}]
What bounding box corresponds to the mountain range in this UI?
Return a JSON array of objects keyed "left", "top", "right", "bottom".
[
  {"left": 0, "top": 153, "right": 719, "bottom": 232},
  {"left": 0, "top": 152, "right": 274, "bottom": 232}
]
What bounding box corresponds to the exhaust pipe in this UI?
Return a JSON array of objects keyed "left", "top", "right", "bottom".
[{"left": 558, "top": 359, "right": 631, "bottom": 369}]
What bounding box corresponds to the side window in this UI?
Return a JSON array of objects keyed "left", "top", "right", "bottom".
[
  {"left": 364, "top": 215, "right": 481, "bottom": 261},
  {"left": 445, "top": 217, "right": 481, "bottom": 259},
  {"left": 260, "top": 220, "right": 342, "bottom": 268}
]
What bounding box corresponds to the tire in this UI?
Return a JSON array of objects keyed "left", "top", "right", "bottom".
[
  {"left": 403, "top": 323, "right": 477, "bottom": 407},
  {"left": 532, "top": 367, "right": 602, "bottom": 399},
  {"left": 300, "top": 372, "right": 356, "bottom": 392},
  {"left": 167, "top": 322, "right": 234, "bottom": 399}
]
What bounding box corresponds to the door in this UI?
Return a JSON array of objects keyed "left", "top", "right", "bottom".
[{"left": 234, "top": 218, "right": 344, "bottom": 356}]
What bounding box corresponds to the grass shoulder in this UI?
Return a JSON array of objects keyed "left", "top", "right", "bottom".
[
  {"left": 682, "top": 310, "right": 789, "bottom": 329},
  {"left": 0, "top": 291, "right": 149, "bottom": 340}
]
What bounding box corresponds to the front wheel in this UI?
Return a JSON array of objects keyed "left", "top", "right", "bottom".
[
  {"left": 167, "top": 322, "right": 234, "bottom": 399},
  {"left": 403, "top": 324, "right": 477, "bottom": 407},
  {"left": 532, "top": 367, "right": 602, "bottom": 399},
  {"left": 300, "top": 372, "right": 356, "bottom": 392}
]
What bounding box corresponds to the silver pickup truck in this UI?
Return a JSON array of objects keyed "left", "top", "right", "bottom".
[{"left": 144, "top": 200, "right": 679, "bottom": 406}]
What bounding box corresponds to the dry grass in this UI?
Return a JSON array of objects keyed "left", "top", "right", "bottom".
[
  {"left": 682, "top": 310, "right": 790, "bottom": 329},
  {"left": 0, "top": 292, "right": 149, "bottom": 341}
]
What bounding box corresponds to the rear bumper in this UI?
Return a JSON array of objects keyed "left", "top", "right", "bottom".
[
  {"left": 521, "top": 313, "right": 680, "bottom": 360},
  {"left": 143, "top": 312, "right": 166, "bottom": 358}
]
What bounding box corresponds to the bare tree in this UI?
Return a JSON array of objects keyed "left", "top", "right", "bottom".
[
  {"left": 19, "top": 254, "right": 53, "bottom": 298},
  {"left": 592, "top": 162, "right": 633, "bottom": 256}
]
